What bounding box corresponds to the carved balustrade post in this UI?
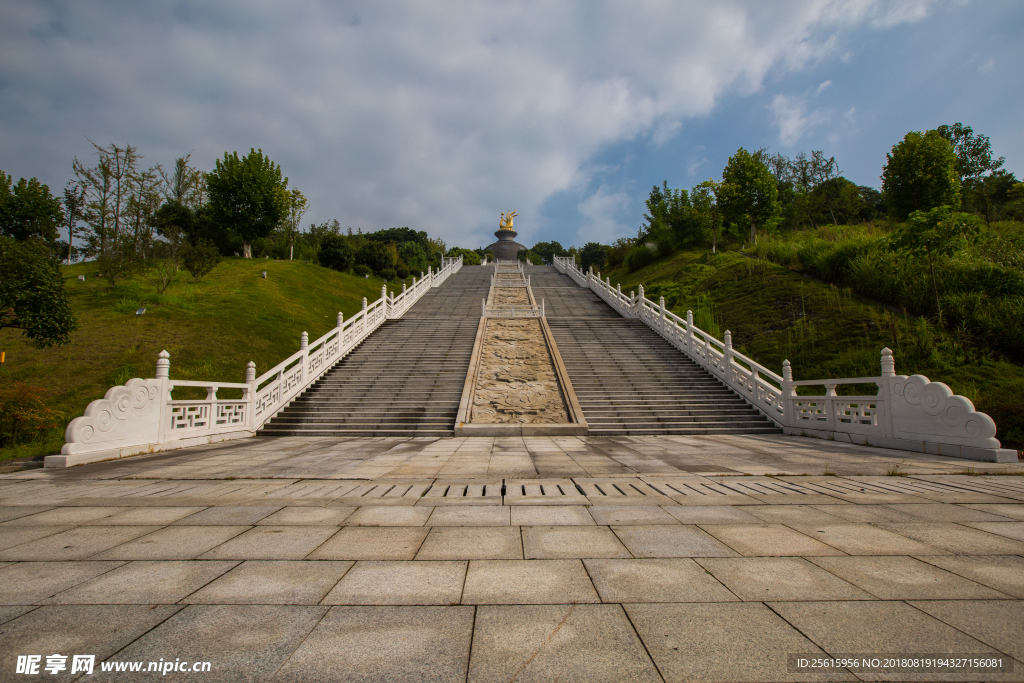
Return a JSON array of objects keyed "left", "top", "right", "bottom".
[
  {"left": 879, "top": 347, "right": 896, "bottom": 438},
  {"left": 637, "top": 285, "right": 645, "bottom": 319},
  {"left": 300, "top": 331, "right": 308, "bottom": 350},
  {"left": 155, "top": 350, "right": 170, "bottom": 441},
  {"left": 381, "top": 285, "right": 388, "bottom": 318},
  {"left": 686, "top": 310, "right": 693, "bottom": 354},
  {"left": 723, "top": 330, "right": 733, "bottom": 381},
  {"left": 659, "top": 296, "right": 666, "bottom": 334},
  {"left": 245, "top": 361, "right": 256, "bottom": 429},
  {"left": 337, "top": 312, "right": 344, "bottom": 328},
  {"left": 782, "top": 359, "right": 794, "bottom": 425}
]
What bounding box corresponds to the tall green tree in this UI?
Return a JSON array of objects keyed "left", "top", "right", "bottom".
[
  {"left": 936, "top": 122, "right": 1004, "bottom": 188},
  {"left": 881, "top": 130, "right": 960, "bottom": 220},
  {"left": 206, "top": 149, "right": 288, "bottom": 258},
  {"left": 690, "top": 179, "right": 721, "bottom": 253},
  {"left": 579, "top": 241, "right": 607, "bottom": 273},
  {"left": 890, "top": 205, "right": 979, "bottom": 326},
  {"left": 0, "top": 171, "right": 64, "bottom": 243},
  {"left": 283, "top": 188, "right": 308, "bottom": 261},
  {"left": 0, "top": 236, "right": 77, "bottom": 347},
  {"left": 716, "top": 148, "right": 780, "bottom": 244},
  {"left": 62, "top": 182, "right": 87, "bottom": 264}
]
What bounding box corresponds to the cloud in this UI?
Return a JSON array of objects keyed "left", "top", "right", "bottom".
[
  {"left": 576, "top": 185, "right": 632, "bottom": 244},
  {"left": 0, "top": 0, "right": 945, "bottom": 248},
  {"left": 816, "top": 80, "right": 833, "bottom": 94},
  {"left": 769, "top": 94, "right": 832, "bottom": 146}
]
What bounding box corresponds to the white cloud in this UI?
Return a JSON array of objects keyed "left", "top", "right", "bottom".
[
  {"left": 0, "top": 0, "right": 945, "bottom": 248},
  {"left": 576, "top": 185, "right": 632, "bottom": 245},
  {"left": 769, "top": 94, "right": 832, "bottom": 146},
  {"left": 816, "top": 80, "right": 833, "bottom": 94}
]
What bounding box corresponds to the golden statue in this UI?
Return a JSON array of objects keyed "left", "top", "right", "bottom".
[{"left": 499, "top": 210, "right": 518, "bottom": 229}]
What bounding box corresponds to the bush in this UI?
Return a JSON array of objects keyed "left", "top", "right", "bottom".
[
  {"left": 625, "top": 245, "right": 657, "bottom": 272},
  {"left": 181, "top": 240, "right": 222, "bottom": 282},
  {"left": 396, "top": 266, "right": 410, "bottom": 279},
  {"left": 0, "top": 383, "right": 62, "bottom": 447},
  {"left": 380, "top": 268, "right": 397, "bottom": 281},
  {"left": 318, "top": 234, "right": 354, "bottom": 272},
  {"left": 353, "top": 264, "right": 371, "bottom": 277}
]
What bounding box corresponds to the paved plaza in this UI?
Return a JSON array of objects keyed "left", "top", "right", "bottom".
[{"left": 1, "top": 434, "right": 1022, "bottom": 681}]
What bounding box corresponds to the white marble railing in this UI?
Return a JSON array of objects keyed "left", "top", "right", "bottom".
[
  {"left": 54, "top": 256, "right": 463, "bottom": 466},
  {"left": 492, "top": 275, "right": 530, "bottom": 287},
  {"left": 552, "top": 255, "right": 1015, "bottom": 462}
]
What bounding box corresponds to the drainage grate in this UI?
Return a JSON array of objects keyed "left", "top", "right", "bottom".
[
  {"left": 422, "top": 481, "right": 503, "bottom": 504},
  {"left": 574, "top": 478, "right": 671, "bottom": 504},
  {"left": 503, "top": 479, "right": 588, "bottom": 505}
]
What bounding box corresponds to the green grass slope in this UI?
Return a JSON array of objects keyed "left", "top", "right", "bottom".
[
  {"left": 0, "top": 258, "right": 390, "bottom": 459},
  {"left": 603, "top": 249, "right": 1024, "bottom": 452}
]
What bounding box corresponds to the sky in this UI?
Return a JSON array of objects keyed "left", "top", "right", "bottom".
[{"left": 1, "top": 0, "right": 1022, "bottom": 251}]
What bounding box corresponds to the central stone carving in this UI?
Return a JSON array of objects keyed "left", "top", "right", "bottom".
[{"left": 471, "top": 318, "right": 569, "bottom": 424}]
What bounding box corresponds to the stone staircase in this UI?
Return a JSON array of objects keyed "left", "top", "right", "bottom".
[
  {"left": 546, "top": 316, "right": 781, "bottom": 437},
  {"left": 258, "top": 269, "right": 489, "bottom": 437}
]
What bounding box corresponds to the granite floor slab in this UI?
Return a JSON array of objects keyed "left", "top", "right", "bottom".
[
  {"left": 461, "top": 559, "right": 599, "bottom": 604},
  {"left": 183, "top": 560, "right": 354, "bottom": 605},
  {"left": 321, "top": 560, "right": 466, "bottom": 605}
]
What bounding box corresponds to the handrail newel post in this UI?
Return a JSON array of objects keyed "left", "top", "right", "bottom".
[
  {"left": 155, "top": 350, "right": 170, "bottom": 442},
  {"left": 659, "top": 296, "right": 666, "bottom": 336},
  {"left": 723, "top": 330, "right": 733, "bottom": 383},
  {"left": 245, "top": 361, "right": 256, "bottom": 430},
  {"left": 879, "top": 347, "right": 896, "bottom": 438},
  {"left": 782, "top": 359, "right": 793, "bottom": 425},
  {"left": 685, "top": 310, "right": 694, "bottom": 355}
]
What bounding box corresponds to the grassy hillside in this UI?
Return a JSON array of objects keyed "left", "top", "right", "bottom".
[
  {"left": 602, "top": 247, "right": 1024, "bottom": 452},
  {"left": 0, "top": 258, "right": 391, "bottom": 460}
]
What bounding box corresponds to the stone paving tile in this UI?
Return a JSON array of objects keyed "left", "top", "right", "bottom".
[
  {"left": 273, "top": 606, "right": 474, "bottom": 683},
  {"left": 92, "top": 525, "right": 248, "bottom": 561},
  {"left": 587, "top": 505, "right": 680, "bottom": 525},
  {"left": 462, "top": 559, "right": 599, "bottom": 604},
  {"left": 0, "top": 561, "right": 124, "bottom": 604},
  {"left": 306, "top": 527, "right": 429, "bottom": 561},
  {"left": 767, "top": 601, "right": 1005, "bottom": 682},
  {"left": 415, "top": 527, "right": 523, "bottom": 560},
  {"left": 255, "top": 507, "right": 355, "bottom": 525},
  {"left": 877, "top": 522, "right": 1024, "bottom": 555},
  {"left": 0, "top": 526, "right": 71, "bottom": 552},
  {"left": 809, "top": 555, "right": 1014, "bottom": 600},
  {"left": 584, "top": 558, "right": 739, "bottom": 603},
  {"left": 42, "top": 560, "right": 237, "bottom": 604},
  {"left": 322, "top": 560, "right": 466, "bottom": 605},
  {"left": 0, "top": 525, "right": 160, "bottom": 561},
  {"left": 426, "top": 506, "right": 510, "bottom": 526},
  {"left": 809, "top": 503, "right": 929, "bottom": 524},
  {"left": 626, "top": 602, "right": 847, "bottom": 682},
  {"left": 0, "top": 605, "right": 183, "bottom": 675},
  {"left": 522, "top": 526, "right": 631, "bottom": 559},
  {"left": 179, "top": 560, "right": 353, "bottom": 605},
  {"left": 169, "top": 505, "right": 283, "bottom": 525},
  {"left": 469, "top": 604, "right": 661, "bottom": 683},
  {"left": 788, "top": 523, "right": 945, "bottom": 555},
  {"left": 909, "top": 600, "right": 1024, "bottom": 662},
  {"left": 510, "top": 505, "right": 595, "bottom": 525},
  {"left": 344, "top": 506, "right": 432, "bottom": 526},
  {"left": 698, "top": 557, "right": 873, "bottom": 601},
  {"left": 612, "top": 524, "right": 740, "bottom": 558},
  {"left": 699, "top": 523, "right": 847, "bottom": 557},
  {"left": 0, "top": 605, "right": 35, "bottom": 626},
  {"left": 743, "top": 504, "right": 848, "bottom": 525},
  {"left": 0, "top": 506, "right": 124, "bottom": 526},
  {"left": 962, "top": 521, "right": 1024, "bottom": 542},
  {"left": 662, "top": 505, "right": 762, "bottom": 524},
  {"left": 959, "top": 503, "right": 1024, "bottom": 520},
  {"left": 199, "top": 526, "right": 339, "bottom": 560},
  {"left": 916, "top": 555, "right": 1024, "bottom": 599},
  {"left": 91, "top": 506, "right": 206, "bottom": 525},
  {"left": 106, "top": 605, "right": 325, "bottom": 683},
  {"left": 896, "top": 503, "right": 1018, "bottom": 522},
  {"left": 0, "top": 506, "right": 53, "bottom": 523}
]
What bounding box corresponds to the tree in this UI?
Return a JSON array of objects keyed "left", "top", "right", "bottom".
[
  {"left": 283, "top": 188, "right": 308, "bottom": 261},
  {"left": 356, "top": 240, "right": 394, "bottom": 274},
  {"left": 445, "top": 247, "right": 481, "bottom": 266},
  {"left": 579, "top": 242, "right": 607, "bottom": 273},
  {"left": 0, "top": 236, "right": 77, "bottom": 347},
  {"left": 0, "top": 171, "right": 64, "bottom": 243},
  {"left": 160, "top": 153, "right": 205, "bottom": 211},
  {"left": 881, "top": 130, "right": 960, "bottom": 220},
  {"left": 530, "top": 241, "right": 567, "bottom": 264},
  {"left": 181, "top": 240, "right": 222, "bottom": 282},
  {"left": 62, "top": 182, "right": 87, "bottom": 264},
  {"left": 936, "top": 122, "right": 1004, "bottom": 188},
  {"left": 318, "top": 234, "right": 355, "bottom": 272},
  {"left": 716, "top": 148, "right": 780, "bottom": 244},
  {"left": 890, "top": 206, "right": 979, "bottom": 326},
  {"left": 641, "top": 182, "right": 693, "bottom": 251},
  {"left": 206, "top": 149, "right": 288, "bottom": 258},
  {"left": 690, "top": 179, "right": 722, "bottom": 253},
  {"left": 809, "top": 151, "right": 841, "bottom": 225},
  {"left": 73, "top": 141, "right": 142, "bottom": 257}
]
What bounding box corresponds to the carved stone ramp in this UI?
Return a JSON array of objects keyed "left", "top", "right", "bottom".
[
  {"left": 532, "top": 265, "right": 780, "bottom": 436},
  {"left": 259, "top": 268, "right": 491, "bottom": 437}
]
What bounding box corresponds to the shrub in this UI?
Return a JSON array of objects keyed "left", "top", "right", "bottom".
[
  {"left": 318, "top": 234, "right": 354, "bottom": 272},
  {"left": 396, "top": 266, "right": 410, "bottom": 279},
  {"left": 353, "top": 264, "right": 371, "bottom": 277},
  {"left": 625, "top": 245, "right": 657, "bottom": 272},
  {"left": 380, "top": 268, "right": 397, "bottom": 281},
  {"left": 0, "top": 383, "right": 62, "bottom": 447},
  {"left": 181, "top": 240, "right": 222, "bottom": 282}
]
